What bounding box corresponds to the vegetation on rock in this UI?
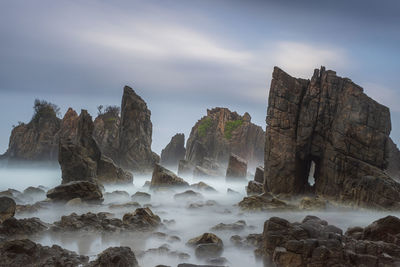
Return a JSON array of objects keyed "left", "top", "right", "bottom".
[
  {"left": 198, "top": 117, "right": 213, "bottom": 137},
  {"left": 224, "top": 119, "right": 243, "bottom": 139}
]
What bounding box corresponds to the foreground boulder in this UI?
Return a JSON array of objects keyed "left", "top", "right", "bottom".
[
  {"left": 88, "top": 246, "right": 139, "bottom": 267},
  {"left": 161, "top": 133, "right": 186, "bottom": 167},
  {"left": 264, "top": 66, "right": 400, "bottom": 209},
  {"left": 150, "top": 164, "right": 189, "bottom": 189},
  {"left": 46, "top": 181, "right": 103, "bottom": 203},
  {"left": 0, "top": 197, "right": 16, "bottom": 223},
  {"left": 0, "top": 239, "right": 88, "bottom": 266},
  {"left": 226, "top": 154, "right": 247, "bottom": 180}
]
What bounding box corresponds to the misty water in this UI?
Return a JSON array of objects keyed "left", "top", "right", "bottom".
[{"left": 1, "top": 167, "right": 398, "bottom": 267}]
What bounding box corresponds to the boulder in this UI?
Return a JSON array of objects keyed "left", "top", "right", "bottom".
[
  {"left": 161, "top": 133, "right": 186, "bottom": 167},
  {"left": 0, "top": 217, "right": 48, "bottom": 238},
  {"left": 238, "top": 194, "right": 293, "bottom": 211},
  {"left": 122, "top": 208, "right": 161, "bottom": 231},
  {"left": 362, "top": 215, "right": 400, "bottom": 243},
  {"left": 46, "top": 181, "right": 103, "bottom": 203},
  {"left": 0, "top": 197, "right": 16, "bottom": 223},
  {"left": 187, "top": 233, "right": 224, "bottom": 259},
  {"left": 226, "top": 154, "right": 247, "bottom": 180},
  {"left": 254, "top": 166, "right": 264, "bottom": 184},
  {"left": 246, "top": 181, "right": 263, "bottom": 196},
  {"left": 131, "top": 191, "right": 151, "bottom": 202},
  {"left": 88, "top": 246, "right": 139, "bottom": 267},
  {"left": 150, "top": 164, "right": 189, "bottom": 189},
  {"left": 118, "top": 86, "right": 157, "bottom": 171},
  {"left": 264, "top": 66, "right": 400, "bottom": 209}
]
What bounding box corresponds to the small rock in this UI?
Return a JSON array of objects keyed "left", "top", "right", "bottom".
[
  {"left": 131, "top": 191, "right": 151, "bottom": 202},
  {"left": 0, "top": 197, "right": 16, "bottom": 223}
]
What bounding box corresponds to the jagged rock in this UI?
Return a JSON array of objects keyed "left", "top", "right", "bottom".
[
  {"left": 52, "top": 212, "right": 119, "bottom": 232},
  {"left": 97, "top": 155, "right": 133, "bottom": 184},
  {"left": 131, "top": 191, "right": 151, "bottom": 202},
  {"left": 211, "top": 220, "right": 246, "bottom": 231},
  {"left": 122, "top": 208, "right": 161, "bottom": 231},
  {"left": 161, "top": 133, "right": 186, "bottom": 167},
  {"left": 226, "top": 154, "right": 247, "bottom": 180},
  {"left": 59, "top": 107, "right": 79, "bottom": 140},
  {"left": 387, "top": 137, "right": 400, "bottom": 181},
  {"left": 254, "top": 166, "right": 264, "bottom": 183},
  {"left": 187, "top": 233, "right": 224, "bottom": 259},
  {"left": 0, "top": 239, "right": 88, "bottom": 266},
  {"left": 185, "top": 107, "right": 264, "bottom": 168},
  {"left": 191, "top": 182, "right": 217, "bottom": 192},
  {"left": 0, "top": 197, "right": 16, "bottom": 223},
  {"left": 265, "top": 66, "right": 400, "bottom": 209},
  {"left": 1, "top": 100, "right": 61, "bottom": 163},
  {"left": 0, "top": 217, "right": 48, "bottom": 238},
  {"left": 178, "top": 159, "right": 195, "bottom": 176},
  {"left": 150, "top": 164, "right": 189, "bottom": 189},
  {"left": 174, "top": 190, "right": 203, "bottom": 200},
  {"left": 93, "top": 108, "right": 121, "bottom": 163},
  {"left": 119, "top": 86, "right": 157, "bottom": 172},
  {"left": 46, "top": 181, "right": 103, "bottom": 203},
  {"left": 88, "top": 246, "right": 139, "bottom": 267},
  {"left": 246, "top": 181, "right": 263, "bottom": 195}
]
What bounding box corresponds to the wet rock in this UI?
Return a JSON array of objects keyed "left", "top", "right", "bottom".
[
  {"left": 191, "top": 182, "right": 217, "bottom": 192},
  {"left": 265, "top": 66, "right": 400, "bottom": 209},
  {"left": 174, "top": 190, "right": 203, "bottom": 200},
  {"left": 0, "top": 239, "right": 88, "bottom": 266},
  {"left": 254, "top": 166, "right": 264, "bottom": 183},
  {"left": 211, "top": 220, "right": 246, "bottom": 231},
  {"left": 46, "top": 181, "right": 103, "bottom": 203},
  {"left": 88, "top": 246, "right": 139, "bottom": 267},
  {"left": 150, "top": 164, "right": 189, "bottom": 189},
  {"left": 187, "top": 233, "right": 224, "bottom": 258},
  {"left": 122, "top": 207, "right": 161, "bottom": 231},
  {"left": 119, "top": 86, "right": 158, "bottom": 172},
  {"left": 0, "top": 197, "right": 16, "bottom": 223},
  {"left": 238, "top": 194, "right": 294, "bottom": 211},
  {"left": 131, "top": 191, "right": 151, "bottom": 202},
  {"left": 246, "top": 180, "right": 263, "bottom": 196},
  {"left": 161, "top": 133, "right": 186, "bottom": 168},
  {"left": 226, "top": 154, "right": 247, "bottom": 180},
  {"left": 299, "top": 196, "right": 327, "bottom": 210},
  {"left": 0, "top": 217, "right": 48, "bottom": 238}
]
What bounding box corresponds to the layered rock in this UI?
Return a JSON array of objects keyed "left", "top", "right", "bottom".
[
  {"left": 264, "top": 66, "right": 400, "bottom": 209},
  {"left": 386, "top": 137, "right": 400, "bottom": 181},
  {"left": 119, "top": 86, "right": 158, "bottom": 172},
  {"left": 161, "top": 133, "right": 186, "bottom": 167},
  {"left": 150, "top": 164, "right": 189, "bottom": 189},
  {"left": 46, "top": 181, "right": 103, "bottom": 203},
  {"left": 185, "top": 107, "right": 264, "bottom": 168},
  {"left": 1, "top": 100, "right": 61, "bottom": 163},
  {"left": 226, "top": 154, "right": 247, "bottom": 180}
]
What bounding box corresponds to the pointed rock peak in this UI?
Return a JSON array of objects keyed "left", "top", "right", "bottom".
[{"left": 63, "top": 108, "right": 78, "bottom": 120}]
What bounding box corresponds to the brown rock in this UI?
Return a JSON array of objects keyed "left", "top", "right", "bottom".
[
  {"left": 122, "top": 207, "right": 161, "bottom": 231},
  {"left": 226, "top": 154, "right": 247, "bottom": 180},
  {"left": 264, "top": 66, "right": 400, "bottom": 209},
  {"left": 0, "top": 217, "right": 48, "bottom": 238},
  {"left": 0, "top": 197, "right": 16, "bottom": 223},
  {"left": 246, "top": 180, "right": 263, "bottom": 196},
  {"left": 150, "top": 164, "right": 189, "bottom": 189},
  {"left": 254, "top": 166, "right": 264, "bottom": 184},
  {"left": 161, "top": 133, "right": 186, "bottom": 168},
  {"left": 88, "top": 246, "right": 139, "bottom": 267},
  {"left": 46, "top": 181, "right": 103, "bottom": 203},
  {"left": 362, "top": 215, "right": 400, "bottom": 243},
  {"left": 187, "top": 233, "right": 224, "bottom": 259}
]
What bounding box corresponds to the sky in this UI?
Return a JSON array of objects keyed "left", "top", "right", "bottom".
[{"left": 0, "top": 0, "right": 399, "bottom": 154}]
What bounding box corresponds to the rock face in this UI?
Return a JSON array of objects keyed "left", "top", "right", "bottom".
[
  {"left": 185, "top": 107, "right": 264, "bottom": 168},
  {"left": 261, "top": 215, "right": 400, "bottom": 267},
  {"left": 264, "top": 66, "right": 400, "bottom": 209},
  {"left": 0, "top": 197, "right": 16, "bottom": 223},
  {"left": 254, "top": 166, "right": 264, "bottom": 184},
  {"left": 150, "top": 164, "right": 189, "bottom": 189},
  {"left": 386, "top": 137, "right": 400, "bottom": 181},
  {"left": 119, "top": 86, "right": 158, "bottom": 172},
  {"left": 59, "top": 109, "right": 132, "bottom": 184},
  {"left": 1, "top": 100, "right": 61, "bottom": 162},
  {"left": 226, "top": 154, "right": 247, "bottom": 180},
  {"left": 161, "top": 133, "right": 186, "bottom": 167},
  {"left": 46, "top": 181, "right": 103, "bottom": 203}
]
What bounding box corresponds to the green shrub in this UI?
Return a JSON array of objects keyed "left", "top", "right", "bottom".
[
  {"left": 31, "top": 99, "right": 60, "bottom": 123},
  {"left": 224, "top": 119, "right": 243, "bottom": 139},
  {"left": 198, "top": 117, "right": 213, "bottom": 137}
]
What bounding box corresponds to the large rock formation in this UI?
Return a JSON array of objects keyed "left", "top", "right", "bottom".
[
  {"left": 59, "top": 109, "right": 132, "bottom": 184},
  {"left": 226, "top": 154, "right": 248, "bottom": 180},
  {"left": 119, "top": 86, "right": 158, "bottom": 172},
  {"left": 185, "top": 107, "right": 264, "bottom": 169},
  {"left": 160, "top": 133, "right": 186, "bottom": 167},
  {"left": 264, "top": 67, "right": 400, "bottom": 209},
  {"left": 386, "top": 137, "right": 400, "bottom": 181},
  {"left": 1, "top": 100, "right": 61, "bottom": 163}
]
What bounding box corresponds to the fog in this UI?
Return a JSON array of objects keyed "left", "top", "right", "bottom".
[{"left": 1, "top": 167, "right": 398, "bottom": 267}]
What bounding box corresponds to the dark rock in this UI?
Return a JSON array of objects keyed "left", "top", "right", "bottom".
[
  {"left": 254, "top": 166, "right": 264, "bottom": 183},
  {"left": 150, "top": 164, "right": 189, "bottom": 189},
  {"left": 131, "top": 191, "right": 151, "bottom": 202},
  {"left": 0, "top": 197, "right": 16, "bottom": 223},
  {"left": 88, "top": 246, "right": 139, "bottom": 267},
  {"left": 46, "top": 181, "right": 103, "bottom": 203},
  {"left": 246, "top": 180, "right": 263, "bottom": 196},
  {"left": 122, "top": 207, "right": 161, "bottom": 231},
  {"left": 387, "top": 137, "right": 400, "bottom": 181},
  {"left": 0, "top": 239, "right": 88, "bottom": 266},
  {"left": 161, "top": 133, "right": 186, "bottom": 167},
  {"left": 362, "top": 215, "right": 400, "bottom": 243},
  {"left": 52, "top": 212, "right": 117, "bottom": 232},
  {"left": 226, "top": 154, "right": 247, "bottom": 180},
  {"left": 104, "top": 190, "right": 130, "bottom": 200},
  {"left": 141, "top": 244, "right": 190, "bottom": 260},
  {"left": 0, "top": 217, "right": 48, "bottom": 238},
  {"left": 264, "top": 66, "right": 400, "bottom": 209},
  {"left": 119, "top": 86, "right": 157, "bottom": 172}
]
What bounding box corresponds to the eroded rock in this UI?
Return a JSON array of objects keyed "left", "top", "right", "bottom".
[
  {"left": 150, "top": 164, "right": 189, "bottom": 189},
  {"left": 88, "top": 246, "right": 139, "bottom": 267},
  {"left": 226, "top": 154, "right": 247, "bottom": 180},
  {"left": 161, "top": 133, "right": 186, "bottom": 168},
  {"left": 46, "top": 181, "right": 103, "bottom": 203}
]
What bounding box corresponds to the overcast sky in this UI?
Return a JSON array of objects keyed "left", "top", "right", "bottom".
[{"left": 0, "top": 0, "right": 399, "bottom": 154}]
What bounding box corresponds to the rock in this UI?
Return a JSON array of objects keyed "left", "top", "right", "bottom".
[
  {"left": 178, "top": 159, "right": 195, "bottom": 176},
  {"left": 46, "top": 181, "right": 103, "bottom": 203},
  {"left": 362, "top": 215, "right": 400, "bottom": 243},
  {"left": 0, "top": 239, "right": 88, "bottom": 266},
  {"left": 185, "top": 107, "right": 265, "bottom": 169},
  {"left": 161, "top": 133, "right": 186, "bottom": 167},
  {"left": 1, "top": 99, "right": 61, "bottom": 163},
  {"left": 119, "top": 86, "right": 157, "bottom": 172},
  {"left": 0, "top": 197, "right": 16, "bottom": 223},
  {"left": 104, "top": 190, "right": 130, "bottom": 201},
  {"left": 226, "top": 154, "right": 247, "bottom": 180},
  {"left": 193, "top": 166, "right": 220, "bottom": 179},
  {"left": 191, "top": 182, "right": 217, "bottom": 192},
  {"left": 211, "top": 220, "right": 246, "bottom": 231},
  {"left": 187, "top": 233, "right": 224, "bottom": 259},
  {"left": 122, "top": 207, "right": 161, "bottom": 231},
  {"left": 387, "top": 137, "right": 400, "bottom": 182},
  {"left": 22, "top": 186, "right": 45, "bottom": 196},
  {"left": 227, "top": 188, "right": 240, "bottom": 195},
  {"left": 65, "top": 197, "right": 82, "bottom": 207},
  {"left": 246, "top": 180, "right": 263, "bottom": 195},
  {"left": 174, "top": 190, "right": 203, "bottom": 200},
  {"left": 254, "top": 166, "right": 264, "bottom": 183},
  {"left": 141, "top": 244, "right": 190, "bottom": 260},
  {"left": 88, "top": 246, "right": 139, "bottom": 267},
  {"left": 207, "top": 257, "right": 228, "bottom": 265},
  {"left": 299, "top": 197, "right": 327, "bottom": 210},
  {"left": 109, "top": 202, "right": 141, "bottom": 210},
  {"left": 59, "top": 107, "right": 79, "bottom": 141},
  {"left": 264, "top": 66, "right": 400, "bottom": 209},
  {"left": 150, "top": 164, "right": 189, "bottom": 189},
  {"left": 59, "top": 109, "right": 132, "bottom": 184},
  {"left": 52, "top": 212, "right": 121, "bottom": 232},
  {"left": 0, "top": 217, "right": 48, "bottom": 238},
  {"left": 131, "top": 191, "right": 151, "bottom": 202},
  {"left": 238, "top": 194, "right": 294, "bottom": 211}
]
